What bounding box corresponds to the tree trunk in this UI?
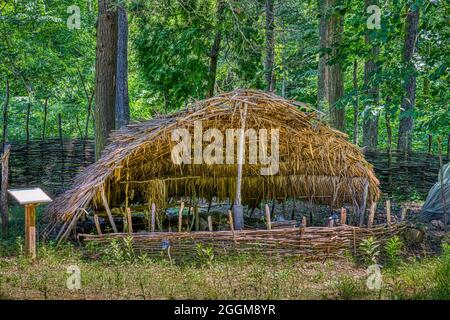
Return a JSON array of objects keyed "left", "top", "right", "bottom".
[
  {"left": 352, "top": 60, "right": 359, "bottom": 144},
  {"left": 115, "top": 5, "right": 130, "bottom": 129},
  {"left": 1, "top": 144, "right": 10, "bottom": 238},
  {"left": 58, "top": 113, "right": 63, "bottom": 140},
  {"left": 42, "top": 97, "right": 48, "bottom": 141},
  {"left": 317, "top": 0, "right": 329, "bottom": 111},
  {"left": 385, "top": 96, "right": 393, "bottom": 157},
  {"left": 397, "top": 5, "right": 419, "bottom": 153},
  {"left": 84, "top": 89, "right": 94, "bottom": 140},
  {"left": 265, "top": 0, "right": 275, "bottom": 92},
  {"left": 95, "top": 0, "right": 118, "bottom": 159},
  {"left": 26, "top": 91, "right": 32, "bottom": 144},
  {"left": 328, "top": 0, "right": 345, "bottom": 131},
  {"left": 2, "top": 79, "right": 9, "bottom": 150},
  {"left": 362, "top": 0, "right": 380, "bottom": 151},
  {"left": 206, "top": 0, "right": 225, "bottom": 98}
]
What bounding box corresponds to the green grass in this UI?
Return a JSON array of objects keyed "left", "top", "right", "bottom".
[{"left": 0, "top": 208, "right": 449, "bottom": 300}]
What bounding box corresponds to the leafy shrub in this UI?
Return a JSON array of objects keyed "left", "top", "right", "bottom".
[
  {"left": 385, "top": 236, "right": 404, "bottom": 268},
  {"left": 359, "top": 236, "right": 380, "bottom": 265}
]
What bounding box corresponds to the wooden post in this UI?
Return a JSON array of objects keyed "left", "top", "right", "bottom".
[
  {"left": 400, "top": 206, "right": 407, "bottom": 221},
  {"left": 178, "top": 201, "right": 184, "bottom": 232},
  {"left": 151, "top": 202, "right": 156, "bottom": 232},
  {"left": 93, "top": 213, "right": 102, "bottom": 235},
  {"left": 386, "top": 199, "right": 391, "bottom": 225},
  {"left": 208, "top": 215, "right": 213, "bottom": 232},
  {"left": 194, "top": 204, "right": 199, "bottom": 231},
  {"left": 300, "top": 216, "right": 306, "bottom": 235},
  {"left": 359, "top": 180, "right": 369, "bottom": 226},
  {"left": 25, "top": 204, "right": 36, "bottom": 259},
  {"left": 228, "top": 210, "right": 236, "bottom": 244},
  {"left": 1, "top": 144, "right": 10, "bottom": 238},
  {"left": 340, "top": 207, "right": 347, "bottom": 225},
  {"left": 265, "top": 204, "right": 271, "bottom": 230},
  {"left": 126, "top": 207, "right": 133, "bottom": 234},
  {"left": 100, "top": 185, "right": 118, "bottom": 233},
  {"left": 232, "top": 102, "right": 248, "bottom": 230},
  {"left": 368, "top": 202, "right": 377, "bottom": 228}
]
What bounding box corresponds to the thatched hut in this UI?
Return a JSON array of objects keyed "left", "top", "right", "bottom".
[{"left": 44, "top": 89, "right": 380, "bottom": 240}]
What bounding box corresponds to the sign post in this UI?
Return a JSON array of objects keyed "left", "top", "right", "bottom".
[{"left": 8, "top": 188, "right": 52, "bottom": 259}]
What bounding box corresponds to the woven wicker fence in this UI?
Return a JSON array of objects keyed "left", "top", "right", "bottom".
[{"left": 79, "top": 223, "right": 405, "bottom": 260}]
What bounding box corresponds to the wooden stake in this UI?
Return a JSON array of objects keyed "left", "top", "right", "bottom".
[
  {"left": 126, "top": 207, "right": 133, "bottom": 234},
  {"left": 368, "top": 202, "right": 377, "bottom": 228},
  {"left": 25, "top": 204, "right": 36, "bottom": 259},
  {"left": 194, "top": 205, "right": 199, "bottom": 231},
  {"left": 359, "top": 180, "right": 369, "bottom": 226},
  {"left": 208, "top": 215, "right": 213, "bottom": 232},
  {"left": 232, "top": 102, "right": 248, "bottom": 230},
  {"left": 93, "top": 213, "right": 102, "bottom": 235},
  {"left": 386, "top": 200, "right": 391, "bottom": 225},
  {"left": 300, "top": 216, "right": 306, "bottom": 235},
  {"left": 400, "top": 206, "right": 407, "bottom": 221},
  {"left": 265, "top": 204, "right": 271, "bottom": 230},
  {"left": 178, "top": 201, "right": 184, "bottom": 232},
  {"left": 1, "top": 144, "right": 10, "bottom": 238},
  {"left": 151, "top": 202, "right": 156, "bottom": 233},
  {"left": 100, "top": 185, "right": 118, "bottom": 233},
  {"left": 228, "top": 210, "right": 236, "bottom": 244},
  {"left": 340, "top": 208, "right": 347, "bottom": 225}
]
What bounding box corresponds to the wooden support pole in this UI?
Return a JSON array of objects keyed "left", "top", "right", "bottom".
[
  {"left": 386, "top": 199, "right": 391, "bottom": 225},
  {"left": 232, "top": 102, "right": 248, "bottom": 230},
  {"left": 178, "top": 201, "right": 184, "bottom": 232},
  {"left": 300, "top": 216, "right": 307, "bottom": 235},
  {"left": 126, "top": 207, "right": 133, "bottom": 234},
  {"left": 208, "top": 215, "right": 213, "bottom": 232},
  {"left": 368, "top": 202, "right": 377, "bottom": 228},
  {"left": 100, "top": 185, "right": 118, "bottom": 233},
  {"left": 151, "top": 202, "right": 156, "bottom": 233},
  {"left": 359, "top": 180, "right": 369, "bottom": 226},
  {"left": 93, "top": 213, "right": 102, "bottom": 235},
  {"left": 400, "top": 206, "right": 407, "bottom": 221},
  {"left": 340, "top": 208, "right": 347, "bottom": 225},
  {"left": 228, "top": 210, "right": 236, "bottom": 244},
  {"left": 265, "top": 204, "right": 271, "bottom": 230},
  {"left": 1, "top": 144, "right": 10, "bottom": 238},
  {"left": 25, "top": 204, "right": 36, "bottom": 259}
]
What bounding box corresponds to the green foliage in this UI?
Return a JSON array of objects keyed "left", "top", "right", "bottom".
[
  {"left": 384, "top": 236, "right": 404, "bottom": 268},
  {"left": 195, "top": 243, "right": 215, "bottom": 267},
  {"left": 359, "top": 236, "right": 380, "bottom": 265}
]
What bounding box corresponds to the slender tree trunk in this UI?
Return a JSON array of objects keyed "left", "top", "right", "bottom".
[
  {"left": 385, "top": 98, "right": 392, "bottom": 157},
  {"left": 362, "top": 0, "right": 380, "bottom": 151},
  {"left": 42, "top": 97, "right": 48, "bottom": 141},
  {"left": 1, "top": 144, "right": 10, "bottom": 238},
  {"left": 317, "top": 0, "right": 329, "bottom": 111},
  {"left": 206, "top": 0, "right": 225, "bottom": 99},
  {"left": 84, "top": 89, "right": 94, "bottom": 140},
  {"left": 265, "top": 0, "right": 275, "bottom": 92},
  {"left": 2, "top": 79, "right": 9, "bottom": 150},
  {"left": 328, "top": 0, "right": 345, "bottom": 131},
  {"left": 95, "top": 0, "right": 118, "bottom": 159},
  {"left": 352, "top": 60, "right": 359, "bottom": 144},
  {"left": 26, "top": 91, "right": 32, "bottom": 144},
  {"left": 58, "top": 113, "right": 63, "bottom": 140},
  {"left": 397, "top": 5, "right": 419, "bottom": 153},
  {"left": 115, "top": 5, "right": 130, "bottom": 129}
]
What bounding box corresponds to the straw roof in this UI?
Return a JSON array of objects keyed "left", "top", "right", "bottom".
[{"left": 44, "top": 89, "right": 380, "bottom": 239}]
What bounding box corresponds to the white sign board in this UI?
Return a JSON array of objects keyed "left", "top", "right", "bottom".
[{"left": 8, "top": 188, "right": 53, "bottom": 205}]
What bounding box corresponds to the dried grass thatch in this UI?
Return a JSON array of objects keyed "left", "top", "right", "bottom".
[{"left": 44, "top": 89, "right": 380, "bottom": 240}]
